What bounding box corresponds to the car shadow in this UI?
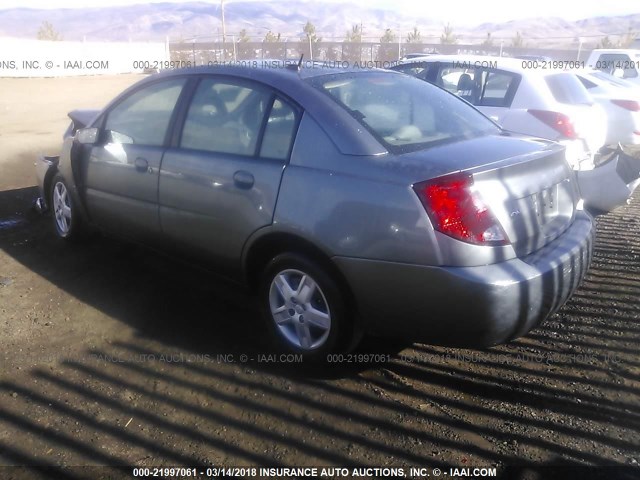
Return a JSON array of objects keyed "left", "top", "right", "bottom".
[{"left": 0, "top": 186, "right": 639, "bottom": 471}]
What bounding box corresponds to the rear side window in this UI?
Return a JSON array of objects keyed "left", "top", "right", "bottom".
[
  {"left": 181, "top": 79, "right": 272, "bottom": 156},
  {"left": 260, "top": 98, "right": 298, "bottom": 160},
  {"left": 545, "top": 73, "right": 592, "bottom": 105},
  {"left": 478, "top": 71, "right": 520, "bottom": 107},
  {"left": 105, "top": 78, "right": 186, "bottom": 146}
]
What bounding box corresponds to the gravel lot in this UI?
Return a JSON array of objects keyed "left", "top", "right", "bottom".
[{"left": 0, "top": 75, "right": 639, "bottom": 478}]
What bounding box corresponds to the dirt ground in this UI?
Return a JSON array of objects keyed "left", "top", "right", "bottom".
[{"left": 0, "top": 75, "right": 639, "bottom": 478}]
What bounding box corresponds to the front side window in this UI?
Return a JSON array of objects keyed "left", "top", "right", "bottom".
[
  {"left": 181, "top": 79, "right": 272, "bottom": 156},
  {"left": 105, "top": 78, "right": 186, "bottom": 146},
  {"left": 310, "top": 72, "right": 499, "bottom": 153}
]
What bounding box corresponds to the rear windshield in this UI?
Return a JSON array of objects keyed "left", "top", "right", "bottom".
[
  {"left": 545, "top": 73, "right": 592, "bottom": 105},
  {"left": 308, "top": 72, "right": 499, "bottom": 153}
]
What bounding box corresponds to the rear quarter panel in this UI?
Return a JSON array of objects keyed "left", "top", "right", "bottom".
[{"left": 272, "top": 113, "right": 443, "bottom": 265}]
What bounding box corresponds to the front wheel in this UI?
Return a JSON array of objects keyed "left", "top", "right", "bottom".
[
  {"left": 259, "top": 253, "right": 352, "bottom": 360},
  {"left": 50, "top": 174, "right": 84, "bottom": 241}
]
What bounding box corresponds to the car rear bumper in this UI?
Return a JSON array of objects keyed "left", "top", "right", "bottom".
[
  {"left": 577, "top": 146, "right": 640, "bottom": 213},
  {"left": 561, "top": 139, "right": 595, "bottom": 170},
  {"left": 334, "top": 211, "right": 594, "bottom": 347}
]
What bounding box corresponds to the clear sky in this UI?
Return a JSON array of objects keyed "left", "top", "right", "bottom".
[{"left": 0, "top": 0, "right": 638, "bottom": 24}]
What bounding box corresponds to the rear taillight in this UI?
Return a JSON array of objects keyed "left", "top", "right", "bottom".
[
  {"left": 528, "top": 109, "right": 577, "bottom": 139},
  {"left": 611, "top": 99, "right": 640, "bottom": 112},
  {"left": 413, "top": 174, "right": 510, "bottom": 246}
]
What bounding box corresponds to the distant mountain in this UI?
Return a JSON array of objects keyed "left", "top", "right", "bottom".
[{"left": 0, "top": 1, "right": 638, "bottom": 48}]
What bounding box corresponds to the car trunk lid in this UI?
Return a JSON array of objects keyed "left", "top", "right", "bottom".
[
  {"left": 471, "top": 149, "right": 577, "bottom": 256},
  {"left": 399, "top": 133, "right": 578, "bottom": 258}
]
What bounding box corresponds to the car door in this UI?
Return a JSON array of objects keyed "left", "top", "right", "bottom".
[
  {"left": 83, "top": 77, "right": 187, "bottom": 242},
  {"left": 158, "top": 76, "right": 299, "bottom": 275}
]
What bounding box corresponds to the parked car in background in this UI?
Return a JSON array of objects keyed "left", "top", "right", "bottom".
[
  {"left": 587, "top": 49, "right": 640, "bottom": 85},
  {"left": 391, "top": 55, "right": 607, "bottom": 171},
  {"left": 513, "top": 55, "right": 554, "bottom": 62},
  {"left": 574, "top": 69, "right": 640, "bottom": 145},
  {"left": 391, "top": 55, "right": 640, "bottom": 212},
  {"left": 35, "top": 65, "right": 595, "bottom": 358},
  {"left": 580, "top": 69, "right": 640, "bottom": 97},
  {"left": 400, "top": 51, "right": 439, "bottom": 61}
]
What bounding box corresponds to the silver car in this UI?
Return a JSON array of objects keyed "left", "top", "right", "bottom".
[{"left": 35, "top": 65, "right": 594, "bottom": 359}]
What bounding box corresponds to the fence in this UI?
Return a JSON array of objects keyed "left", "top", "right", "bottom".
[
  {"left": 169, "top": 40, "right": 590, "bottom": 66},
  {"left": 0, "top": 36, "right": 619, "bottom": 78}
]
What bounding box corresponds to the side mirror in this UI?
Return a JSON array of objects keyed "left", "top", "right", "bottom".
[{"left": 75, "top": 127, "right": 99, "bottom": 145}]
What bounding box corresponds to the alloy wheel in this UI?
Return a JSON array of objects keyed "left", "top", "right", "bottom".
[
  {"left": 268, "top": 269, "right": 331, "bottom": 350},
  {"left": 53, "top": 181, "right": 72, "bottom": 235}
]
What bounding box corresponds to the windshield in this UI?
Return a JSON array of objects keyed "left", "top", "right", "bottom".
[{"left": 308, "top": 72, "right": 500, "bottom": 153}]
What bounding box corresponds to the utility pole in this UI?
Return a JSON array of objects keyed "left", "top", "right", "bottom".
[
  {"left": 221, "top": 0, "right": 226, "bottom": 43},
  {"left": 577, "top": 37, "right": 584, "bottom": 61},
  {"left": 359, "top": 21, "right": 363, "bottom": 63}
]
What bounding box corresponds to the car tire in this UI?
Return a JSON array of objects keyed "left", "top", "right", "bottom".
[
  {"left": 50, "top": 173, "right": 84, "bottom": 241},
  {"left": 259, "top": 253, "right": 351, "bottom": 360}
]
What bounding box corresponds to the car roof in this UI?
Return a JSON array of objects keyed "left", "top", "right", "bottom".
[{"left": 153, "top": 62, "right": 377, "bottom": 82}]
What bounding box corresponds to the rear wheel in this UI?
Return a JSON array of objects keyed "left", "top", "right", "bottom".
[
  {"left": 259, "top": 253, "right": 352, "bottom": 360},
  {"left": 50, "top": 174, "right": 84, "bottom": 241}
]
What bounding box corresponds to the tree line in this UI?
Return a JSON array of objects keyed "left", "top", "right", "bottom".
[{"left": 36, "top": 19, "right": 637, "bottom": 52}]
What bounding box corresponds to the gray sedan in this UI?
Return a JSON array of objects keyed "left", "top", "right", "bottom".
[{"left": 35, "top": 64, "right": 594, "bottom": 359}]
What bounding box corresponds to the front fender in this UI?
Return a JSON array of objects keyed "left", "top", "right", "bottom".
[
  {"left": 35, "top": 137, "right": 90, "bottom": 224},
  {"left": 34, "top": 154, "right": 59, "bottom": 213}
]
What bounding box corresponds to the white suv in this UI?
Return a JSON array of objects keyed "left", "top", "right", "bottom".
[{"left": 392, "top": 55, "right": 607, "bottom": 171}]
